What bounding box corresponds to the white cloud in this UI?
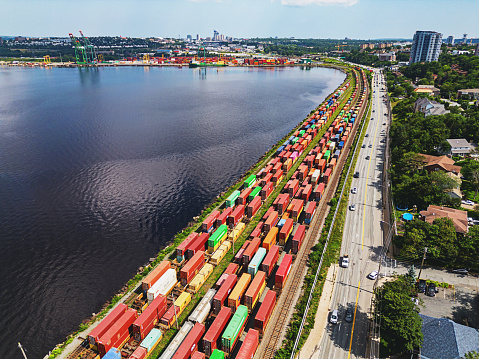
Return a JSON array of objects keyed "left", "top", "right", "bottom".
[{"left": 278, "top": 0, "right": 358, "bottom": 6}]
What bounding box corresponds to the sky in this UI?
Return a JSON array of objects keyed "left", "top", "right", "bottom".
[{"left": 1, "top": 0, "right": 478, "bottom": 40}]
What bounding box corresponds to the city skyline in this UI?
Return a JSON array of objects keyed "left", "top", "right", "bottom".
[{"left": 1, "top": 0, "right": 478, "bottom": 40}]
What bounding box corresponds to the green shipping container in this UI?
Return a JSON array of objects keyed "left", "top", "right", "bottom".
[
  {"left": 311, "top": 124, "right": 316, "bottom": 129},
  {"left": 299, "top": 130, "right": 305, "bottom": 136},
  {"left": 291, "top": 137, "right": 298, "bottom": 144},
  {"left": 210, "top": 349, "right": 225, "bottom": 359},
  {"left": 225, "top": 190, "right": 240, "bottom": 208},
  {"left": 324, "top": 150, "right": 331, "bottom": 162},
  {"left": 244, "top": 174, "right": 257, "bottom": 189},
  {"left": 221, "top": 305, "right": 248, "bottom": 352},
  {"left": 248, "top": 186, "right": 262, "bottom": 202},
  {"left": 208, "top": 224, "right": 228, "bottom": 247},
  {"left": 247, "top": 247, "right": 267, "bottom": 277}
]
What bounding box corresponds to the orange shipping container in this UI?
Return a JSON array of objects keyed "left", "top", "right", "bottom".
[
  {"left": 142, "top": 261, "right": 171, "bottom": 291},
  {"left": 244, "top": 271, "right": 267, "bottom": 312},
  {"left": 262, "top": 227, "right": 278, "bottom": 251},
  {"left": 228, "top": 273, "right": 252, "bottom": 311}
]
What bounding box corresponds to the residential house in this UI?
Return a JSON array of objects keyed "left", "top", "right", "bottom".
[
  {"left": 446, "top": 138, "right": 473, "bottom": 157},
  {"left": 414, "top": 85, "right": 441, "bottom": 97},
  {"left": 418, "top": 154, "right": 462, "bottom": 198},
  {"left": 419, "top": 314, "right": 479, "bottom": 359},
  {"left": 457, "top": 88, "right": 479, "bottom": 100},
  {"left": 414, "top": 97, "right": 449, "bottom": 116},
  {"left": 419, "top": 205, "right": 468, "bottom": 233}
]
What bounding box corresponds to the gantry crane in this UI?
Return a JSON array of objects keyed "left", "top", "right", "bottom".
[
  {"left": 335, "top": 43, "right": 348, "bottom": 52},
  {"left": 79, "top": 30, "right": 96, "bottom": 64},
  {"left": 69, "top": 33, "right": 88, "bottom": 64}
]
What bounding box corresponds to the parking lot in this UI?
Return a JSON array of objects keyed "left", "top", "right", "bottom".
[{"left": 419, "top": 284, "right": 479, "bottom": 328}]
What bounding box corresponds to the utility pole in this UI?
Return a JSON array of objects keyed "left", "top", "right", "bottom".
[
  {"left": 171, "top": 293, "right": 179, "bottom": 329},
  {"left": 18, "top": 342, "right": 28, "bottom": 359},
  {"left": 417, "top": 247, "right": 428, "bottom": 281}
]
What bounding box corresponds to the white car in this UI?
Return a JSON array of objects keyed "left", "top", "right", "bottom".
[
  {"left": 341, "top": 255, "right": 350, "bottom": 268},
  {"left": 462, "top": 200, "right": 475, "bottom": 206},
  {"left": 330, "top": 309, "right": 338, "bottom": 324},
  {"left": 352, "top": 187, "right": 358, "bottom": 194},
  {"left": 350, "top": 204, "right": 356, "bottom": 211},
  {"left": 367, "top": 271, "right": 378, "bottom": 280}
]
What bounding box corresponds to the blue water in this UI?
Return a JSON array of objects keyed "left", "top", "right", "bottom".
[{"left": 0, "top": 65, "right": 344, "bottom": 358}]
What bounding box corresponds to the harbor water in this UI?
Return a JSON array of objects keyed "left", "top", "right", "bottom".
[{"left": 0, "top": 65, "right": 345, "bottom": 358}]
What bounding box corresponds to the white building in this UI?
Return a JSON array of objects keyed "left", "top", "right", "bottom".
[{"left": 410, "top": 31, "right": 442, "bottom": 64}]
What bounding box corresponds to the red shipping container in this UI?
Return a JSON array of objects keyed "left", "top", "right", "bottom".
[
  {"left": 247, "top": 196, "right": 262, "bottom": 219},
  {"left": 172, "top": 323, "right": 205, "bottom": 359},
  {"left": 314, "top": 183, "right": 325, "bottom": 201},
  {"left": 272, "top": 162, "right": 282, "bottom": 172},
  {"left": 203, "top": 306, "right": 232, "bottom": 356},
  {"left": 225, "top": 263, "right": 239, "bottom": 275},
  {"left": 213, "top": 274, "right": 237, "bottom": 314},
  {"left": 236, "top": 329, "right": 259, "bottom": 359},
  {"left": 295, "top": 187, "right": 304, "bottom": 200},
  {"left": 132, "top": 294, "right": 167, "bottom": 341},
  {"left": 287, "top": 179, "right": 299, "bottom": 197},
  {"left": 292, "top": 199, "right": 304, "bottom": 220},
  {"left": 318, "top": 159, "right": 326, "bottom": 173},
  {"left": 130, "top": 346, "right": 147, "bottom": 359},
  {"left": 260, "top": 173, "right": 273, "bottom": 187},
  {"left": 261, "top": 182, "right": 274, "bottom": 201},
  {"left": 279, "top": 218, "right": 294, "bottom": 243},
  {"left": 88, "top": 303, "right": 127, "bottom": 346},
  {"left": 250, "top": 221, "right": 264, "bottom": 239},
  {"left": 176, "top": 233, "right": 199, "bottom": 261},
  {"left": 261, "top": 245, "right": 280, "bottom": 277},
  {"left": 276, "top": 193, "right": 290, "bottom": 215},
  {"left": 180, "top": 251, "right": 205, "bottom": 286},
  {"left": 292, "top": 225, "right": 306, "bottom": 254},
  {"left": 262, "top": 164, "right": 273, "bottom": 177},
  {"left": 191, "top": 352, "right": 205, "bottom": 359},
  {"left": 234, "top": 244, "right": 248, "bottom": 264},
  {"left": 298, "top": 165, "right": 308, "bottom": 181},
  {"left": 269, "top": 157, "right": 280, "bottom": 166},
  {"left": 186, "top": 233, "right": 209, "bottom": 260},
  {"left": 275, "top": 254, "right": 293, "bottom": 289},
  {"left": 202, "top": 210, "right": 220, "bottom": 233},
  {"left": 323, "top": 168, "right": 332, "bottom": 184},
  {"left": 301, "top": 184, "right": 313, "bottom": 201},
  {"left": 264, "top": 211, "right": 279, "bottom": 233},
  {"left": 245, "top": 271, "right": 266, "bottom": 311},
  {"left": 228, "top": 205, "right": 245, "bottom": 229},
  {"left": 262, "top": 206, "right": 274, "bottom": 221},
  {"left": 216, "top": 207, "right": 233, "bottom": 227},
  {"left": 242, "top": 237, "right": 261, "bottom": 265},
  {"left": 238, "top": 187, "right": 252, "bottom": 205},
  {"left": 215, "top": 273, "right": 229, "bottom": 290},
  {"left": 142, "top": 261, "right": 172, "bottom": 291},
  {"left": 272, "top": 169, "right": 283, "bottom": 184},
  {"left": 305, "top": 201, "right": 317, "bottom": 222},
  {"left": 97, "top": 308, "right": 137, "bottom": 357},
  {"left": 254, "top": 290, "right": 277, "bottom": 334}
]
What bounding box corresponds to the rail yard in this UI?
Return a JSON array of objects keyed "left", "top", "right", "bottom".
[{"left": 61, "top": 64, "right": 370, "bottom": 359}]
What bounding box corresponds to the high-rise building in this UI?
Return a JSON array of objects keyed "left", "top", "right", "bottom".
[
  {"left": 196, "top": 34, "right": 199, "bottom": 41},
  {"left": 475, "top": 44, "right": 479, "bottom": 57},
  {"left": 462, "top": 34, "right": 468, "bottom": 44},
  {"left": 213, "top": 30, "right": 219, "bottom": 41},
  {"left": 409, "top": 31, "right": 442, "bottom": 64},
  {"left": 445, "top": 35, "right": 455, "bottom": 45}
]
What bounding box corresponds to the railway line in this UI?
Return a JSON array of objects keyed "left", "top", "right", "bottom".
[{"left": 257, "top": 68, "right": 369, "bottom": 359}]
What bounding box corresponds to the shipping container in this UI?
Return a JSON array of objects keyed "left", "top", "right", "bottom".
[
  {"left": 314, "top": 183, "right": 325, "bottom": 201},
  {"left": 227, "top": 222, "right": 245, "bottom": 243},
  {"left": 242, "top": 236, "right": 261, "bottom": 265},
  {"left": 286, "top": 179, "right": 299, "bottom": 197},
  {"left": 208, "top": 225, "right": 228, "bottom": 253},
  {"left": 176, "top": 233, "right": 198, "bottom": 263},
  {"left": 88, "top": 304, "right": 127, "bottom": 347},
  {"left": 188, "top": 263, "right": 214, "bottom": 293},
  {"left": 262, "top": 227, "right": 278, "bottom": 251},
  {"left": 275, "top": 254, "right": 293, "bottom": 289},
  {"left": 142, "top": 261, "right": 172, "bottom": 292},
  {"left": 210, "top": 349, "right": 225, "bottom": 359},
  {"left": 103, "top": 348, "right": 121, "bottom": 359},
  {"left": 261, "top": 245, "right": 279, "bottom": 277},
  {"left": 292, "top": 225, "right": 306, "bottom": 254},
  {"left": 249, "top": 221, "right": 263, "bottom": 239},
  {"left": 203, "top": 306, "right": 232, "bottom": 356},
  {"left": 264, "top": 211, "right": 279, "bottom": 233},
  {"left": 246, "top": 196, "right": 262, "bottom": 219},
  {"left": 244, "top": 174, "right": 257, "bottom": 188},
  {"left": 210, "top": 241, "right": 232, "bottom": 266},
  {"left": 215, "top": 273, "right": 229, "bottom": 290},
  {"left": 186, "top": 233, "right": 209, "bottom": 259},
  {"left": 323, "top": 168, "right": 332, "bottom": 185},
  {"left": 203, "top": 211, "right": 220, "bottom": 233},
  {"left": 248, "top": 186, "right": 262, "bottom": 202},
  {"left": 254, "top": 290, "right": 277, "bottom": 334},
  {"left": 272, "top": 169, "right": 283, "bottom": 184},
  {"left": 238, "top": 187, "right": 252, "bottom": 205},
  {"left": 147, "top": 269, "right": 177, "bottom": 302},
  {"left": 133, "top": 295, "right": 167, "bottom": 341},
  {"left": 213, "top": 274, "right": 237, "bottom": 315},
  {"left": 216, "top": 207, "right": 233, "bottom": 227},
  {"left": 234, "top": 242, "right": 248, "bottom": 264},
  {"left": 228, "top": 205, "right": 245, "bottom": 229},
  {"left": 235, "top": 329, "right": 259, "bottom": 359},
  {"left": 97, "top": 308, "right": 137, "bottom": 357},
  {"left": 262, "top": 206, "right": 275, "bottom": 222},
  {"left": 298, "top": 165, "right": 308, "bottom": 181},
  {"left": 172, "top": 323, "right": 205, "bottom": 359},
  {"left": 301, "top": 184, "right": 313, "bottom": 201},
  {"left": 221, "top": 305, "right": 248, "bottom": 354},
  {"left": 189, "top": 289, "right": 216, "bottom": 324},
  {"left": 225, "top": 263, "right": 239, "bottom": 275},
  {"left": 158, "top": 321, "right": 193, "bottom": 359},
  {"left": 279, "top": 218, "right": 294, "bottom": 245},
  {"left": 228, "top": 273, "right": 251, "bottom": 311},
  {"left": 274, "top": 193, "right": 290, "bottom": 215},
  {"left": 225, "top": 190, "right": 240, "bottom": 208},
  {"left": 130, "top": 346, "right": 147, "bottom": 359},
  {"left": 260, "top": 182, "right": 274, "bottom": 201},
  {"left": 291, "top": 199, "right": 304, "bottom": 222},
  {"left": 139, "top": 328, "right": 162, "bottom": 355},
  {"left": 191, "top": 352, "right": 205, "bottom": 359},
  {"left": 304, "top": 201, "right": 317, "bottom": 225},
  {"left": 180, "top": 251, "right": 205, "bottom": 286},
  {"left": 247, "top": 247, "right": 267, "bottom": 277},
  {"left": 244, "top": 271, "right": 266, "bottom": 312}
]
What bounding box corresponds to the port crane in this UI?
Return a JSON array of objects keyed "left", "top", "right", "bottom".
[
  {"left": 79, "top": 30, "right": 96, "bottom": 64},
  {"left": 68, "top": 31, "right": 97, "bottom": 65}
]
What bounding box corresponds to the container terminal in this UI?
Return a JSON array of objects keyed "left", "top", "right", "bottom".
[{"left": 50, "top": 64, "right": 369, "bottom": 359}]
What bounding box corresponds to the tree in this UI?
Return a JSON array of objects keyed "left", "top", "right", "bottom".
[
  {"left": 375, "top": 275, "right": 423, "bottom": 356},
  {"left": 406, "top": 265, "right": 417, "bottom": 286},
  {"left": 464, "top": 351, "right": 479, "bottom": 359}
]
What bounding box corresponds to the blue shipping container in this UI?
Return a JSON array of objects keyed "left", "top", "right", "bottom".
[
  {"left": 141, "top": 328, "right": 162, "bottom": 353},
  {"left": 277, "top": 146, "right": 285, "bottom": 154},
  {"left": 338, "top": 141, "right": 344, "bottom": 150},
  {"left": 103, "top": 348, "right": 121, "bottom": 359},
  {"left": 277, "top": 219, "right": 286, "bottom": 228}
]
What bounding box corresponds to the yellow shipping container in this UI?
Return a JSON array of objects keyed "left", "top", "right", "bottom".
[
  {"left": 228, "top": 222, "right": 245, "bottom": 243},
  {"left": 262, "top": 227, "right": 278, "bottom": 251},
  {"left": 228, "top": 273, "right": 251, "bottom": 311},
  {"left": 188, "top": 263, "right": 214, "bottom": 293},
  {"left": 210, "top": 241, "right": 232, "bottom": 266},
  {"left": 174, "top": 291, "right": 191, "bottom": 312}
]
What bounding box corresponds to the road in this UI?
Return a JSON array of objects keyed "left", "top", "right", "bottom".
[{"left": 315, "top": 68, "right": 389, "bottom": 359}]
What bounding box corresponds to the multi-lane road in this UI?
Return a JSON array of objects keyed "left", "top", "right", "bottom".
[{"left": 315, "top": 68, "right": 389, "bottom": 359}]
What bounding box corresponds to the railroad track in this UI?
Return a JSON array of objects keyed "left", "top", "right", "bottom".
[
  {"left": 258, "top": 68, "right": 368, "bottom": 359},
  {"left": 65, "top": 339, "right": 97, "bottom": 359}
]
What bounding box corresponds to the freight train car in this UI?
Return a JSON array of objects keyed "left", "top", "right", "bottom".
[
  {"left": 254, "top": 290, "right": 277, "bottom": 335},
  {"left": 213, "top": 274, "right": 237, "bottom": 315},
  {"left": 172, "top": 323, "right": 205, "bottom": 359},
  {"left": 132, "top": 295, "right": 167, "bottom": 341},
  {"left": 228, "top": 273, "right": 251, "bottom": 312},
  {"left": 188, "top": 263, "right": 214, "bottom": 293},
  {"left": 275, "top": 254, "right": 293, "bottom": 289},
  {"left": 97, "top": 308, "right": 137, "bottom": 357},
  {"left": 88, "top": 304, "right": 127, "bottom": 348},
  {"left": 203, "top": 306, "right": 232, "bottom": 356},
  {"left": 261, "top": 245, "right": 280, "bottom": 277},
  {"left": 244, "top": 271, "right": 266, "bottom": 312},
  {"left": 188, "top": 288, "right": 216, "bottom": 324},
  {"left": 158, "top": 321, "right": 193, "bottom": 359},
  {"left": 180, "top": 251, "right": 205, "bottom": 286},
  {"left": 147, "top": 268, "right": 177, "bottom": 302},
  {"left": 221, "top": 305, "right": 248, "bottom": 354},
  {"left": 235, "top": 329, "right": 259, "bottom": 359}
]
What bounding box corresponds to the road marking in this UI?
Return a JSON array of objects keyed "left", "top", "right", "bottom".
[{"left": 348, "top": 280, "right": 361, "bottom": 359}]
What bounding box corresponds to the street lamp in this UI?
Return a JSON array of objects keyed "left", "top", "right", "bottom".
[{"left": 18, "top": 343, "right": 28, "bottom": 359}]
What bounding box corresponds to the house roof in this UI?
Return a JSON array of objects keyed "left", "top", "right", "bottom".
[
  {"left": 447, "top": 139, "right": 471, "bottom": 149},
  {"left": 419, "top": 205, "right": 468, "bottom": 233},
  {"left": 419, "top": 314, "right": 479, "bottom": 359},
  {"left": 415, "top": 88, "right": 434, "bottom": 93},
  {"left": 418, "top": 153, "right": 462, "bottom": 174},
  {"left": 458, "top": 89, "right": 479, "bottom": 94}
]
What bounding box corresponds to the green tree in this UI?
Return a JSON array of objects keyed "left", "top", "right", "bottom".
[{"left": 464, "top": 350, "right": 479, "bottom": 359}]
